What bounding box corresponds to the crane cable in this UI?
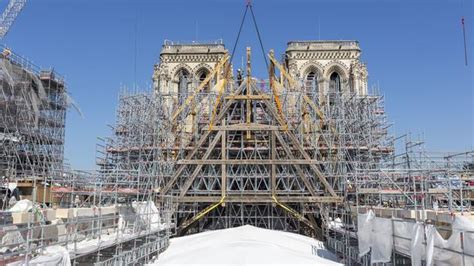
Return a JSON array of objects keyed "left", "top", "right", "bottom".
[
  {"left": 249, "top": 3, "right": 269, "bottom": 70},
  {"left": 461, "top": 16, "right": 468, "bottom": 66},
  {"left": 230, "top": 4, "right": 248, "bottom": 64},
  {"left": 230, "top": 0, "right": 268, "bottom": 70}
]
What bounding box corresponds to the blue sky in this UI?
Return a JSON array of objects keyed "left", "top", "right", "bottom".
[{"left": 3, "top": 0, "right": 473, "bottom": 169}]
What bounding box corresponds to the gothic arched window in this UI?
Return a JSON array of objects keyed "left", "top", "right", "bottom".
[
  {"left": 329, "top": 72, "right": 341, "bottom": 93},
  {"left": 196, "top": 68, "right": 210, "bottom": 92},
  {"left": 177, "top": 69, "right": 190, "bottom": 104},
  {"left": 305, "top": 71, "right": 318, "bottom": 96}
]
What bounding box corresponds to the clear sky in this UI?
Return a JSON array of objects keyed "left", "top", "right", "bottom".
[{"left": 3, "top": 0, "right": 473, "bottom": 169}]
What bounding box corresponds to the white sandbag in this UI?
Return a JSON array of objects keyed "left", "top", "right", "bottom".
[
  {"left": 357, "top": 210, "right": 374, "bottom": 257},
  {"left": 329, "top": 217, "right": 343, "bottom": 230},
  {"left": 8, "top": 182, "right": 17, "bottom": 191},
  {"left": 371, "top": 217, "right": 393, "bottom": 263},
  {"left": 9, "top": 199, "right": 32, "bottom": 213},
  {"left": 1, "top": 226, "right": 24, "bottom": 247}
]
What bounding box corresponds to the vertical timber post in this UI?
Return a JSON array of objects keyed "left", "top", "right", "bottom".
[
  {"left": 246, "top": 47, "right": 252, "bottom": 139},
  {"left": 271, "top": 131, "right": 276, "bottom": 198},
  {"left": 221, "top": 119, "right": 226, "bottom": 207}
]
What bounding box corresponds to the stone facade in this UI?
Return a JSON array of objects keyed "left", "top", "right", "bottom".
[
  {"left": 285, "top": 40, "right": 368, "bottom": 96},
  {"left": 152, "top": 40, "right": 228, "bottom": 97},
  {"left": 153, "top": 40, "right": 368, "bottom": 99},
  {"left": 152, "top": 40, "right": 369, "bottom": 142},
  {"left": 152, "top": 41, "right": 228, "bottom": 140}
]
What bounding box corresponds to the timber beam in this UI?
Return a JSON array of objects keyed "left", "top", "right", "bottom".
[
  {"left": 176, "top": 159, "right": 323, "bottom": 165},
  {"left": 170, "top": 195, "right": 343, "bottom": 203}
]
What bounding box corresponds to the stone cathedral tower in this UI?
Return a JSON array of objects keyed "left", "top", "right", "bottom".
[
  {"left": 285, "top": 40, "right": 368, "bottom": 97},
  {"left": 152, "top": 40, "right": 228, "bottom": 99}
]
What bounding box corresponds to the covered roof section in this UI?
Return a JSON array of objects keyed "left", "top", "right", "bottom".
[{"left": 152, "top": 225, "right": 342, "bottom": 265}]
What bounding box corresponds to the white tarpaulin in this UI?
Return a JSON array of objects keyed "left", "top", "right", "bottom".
[
  {"left": 452, "top": 215, "right": 474, "bottom": 231},
  {"left": 357, "top": 210, "right": 393, "bottom": 262},
  {"left": 357, "top": 210, "right": 374, "bottom": 256},
  {"left": 456, "top": 215, "right": 474, "bottom": 259},
  {"left": 410, "top": 222, "right": 426, "bottom": 266},
  {"left": 151, "top": 225, "right": 341, "bottom": 265},
  {"left": 464, "top": 231, "right": 474, "bottom": 258},
  {"left": 25, "top": 245, "right": 71, "bottom": 266},
  {"left": 371, "top": 217, "right": 393, "bottom": 263},
  {"left": 393, "top": 220, "right": 415, "bottom": 256},
  {"left": 451, "top": 215, "right": 474, "bottom": 265},
  {"left": 132, "top": 201, "right": 162, "bottom": 230},
  {"left": 359, "top": 212, "right": 474, "bottom": 265},
  {"left": 67, "top": 234, "right": 117, "bottom": 255},
  {"left": 425, "top": 225, "right": 464, "bottom": 266},
  {"left": 396, "top": 216, "right": 474, "bottom": 266}
]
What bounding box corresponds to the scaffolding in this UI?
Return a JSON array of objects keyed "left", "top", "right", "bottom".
[
  {"left": 144, "top": 45, "right": 391, "bottom": 235},
  {"left": 1, "top": 40, "right": 471, "bottom": 265},
  {"left": 47, "top": 169, "right": 174, "bottom": 265},
  {"left": 0, "top": 47, "right": 174, "bottom": 265},
  {"left": 325, "top": 136, "right": 473, "bottom": 265},
  {"left": 0, "top": 45, "right": 66, "bottom": 207},
  {"left": 91, "top": 88, "right": 176, "bottom": 265},
  {"left": 147, "top": 42, "right": 473, "bottom": 264}
]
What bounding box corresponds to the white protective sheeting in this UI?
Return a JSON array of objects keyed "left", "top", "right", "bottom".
[
  {"left": 451, "top": 215, "right": 474, "bottom": 265},
  {"left": 357, "top": 211, "right": 393, "bottom": 262},
  {"left": 152, "top": 225, "right": 341, "bottom": 266},
  {"left": 425, "top": 225, "right": 464, "bottom": 266},
  {"left": 371, "top": 217, "right": 393, "bottom": 263},
  {"left": 393, "top": 220, "right": 415, "bottom": 256},
  {"left": 464, "top": 231, "right": 474, "bottom": 258},
  {"left": 357, "top": 210, "right": 374, "bottom": 256},
  {"left": 67, "top": 233, "right": 118, "bottom": 255},
  {"left": 423, "top": 215, "right": 474, "bottom": 266},
  {"left": 410, "top": 222, "right": 426, "bottom": 266},
  {"left": 455, "top": 215, "right": 474, "bottom": 259},
  {"left": 132, "top": 201, "right": 162, "bottom": 230},
  {"left": 28, "top": 245, "right": 71, "bottom": 266},
  {"left": 64, "top": 201, "right": 169, "bottom": 258},
  {"left": 452, "top": 215, "right": 474, "bottom": 231},
  {"left": 405, "top": 216, "right": 474, "bottom": 266},
  {"left": 360, "top": 212, "right": 474, "bottom": 265}
]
